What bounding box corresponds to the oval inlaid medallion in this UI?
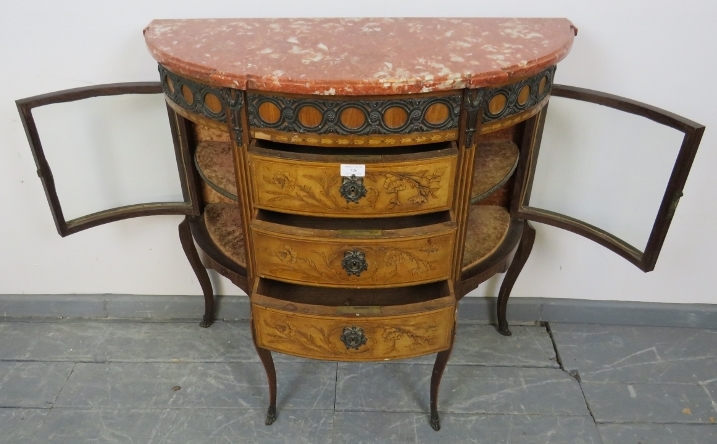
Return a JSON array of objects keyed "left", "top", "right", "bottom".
[
  {"left": 339, "top": 107, "right": 366, "bottom": 129},
  {"left": 487, "top": 94, "right": 507, "bottom": 116},
  {"left": 538, "top": 76, "right": 548, "bottom": 96},
  {"left": 517, "top": 85, "right": 530, "bottom": 106},
  {"left": 297, "top": 105, "right": 323, "bottom": 128},
  {"left": 258, "top": 102, "right": 281, "bottom": 124},
  {"left": 204, "top": 93, "right": 223, "bottom": 114},
  {"left": 181, "top": 85, "right": 194, "bottom": 105},
  {"left": 424, "top": 103, "right": 450, "bottom": 125},
  {"left": 165, "top": 76, "right": 175, "bottom": 94},
  {"left": 383, "top": 106, "right": 408, "bottom": 129}
]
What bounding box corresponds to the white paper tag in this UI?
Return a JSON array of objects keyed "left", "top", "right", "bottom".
[{"left": 340, "top": 164, "right": 366, "bottom": 177}]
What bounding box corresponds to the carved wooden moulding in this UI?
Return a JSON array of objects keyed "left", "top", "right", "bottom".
[
  {"left": 160, "top": 63, "right": 554, "bottom": 148},
  {"left": 159, "top": 65, "right": 244, "bottom": 143},
  {"left": 478, "top": 66, "right": 555, "bottom": 135},
  {"left": 485, "top": 67, "right": 555, "bottom": 122},
  {"left": 247, "top": 92, "right": 461, "bottom": 146}
]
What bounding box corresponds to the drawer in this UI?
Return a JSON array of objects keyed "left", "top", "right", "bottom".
[
  {"left": 250, "top": 214, "right": 456, "bottom": 287},
  {"left": 248, "top": 140, "right": 458, "bottom": 218},
  {"left": 251, "top": 279, "right": 456, "bottom": 361}
]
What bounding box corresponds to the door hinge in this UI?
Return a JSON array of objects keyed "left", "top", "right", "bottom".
[{"left": 667, "top": 191, "right": 683, "bottom": 219}]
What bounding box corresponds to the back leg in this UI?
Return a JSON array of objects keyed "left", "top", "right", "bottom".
[
  {"left": 497, "top": 221, "right": 536, "bottom": 336},
  {"left": 178, "top": 216, "right": 215, "bottom": 328}
]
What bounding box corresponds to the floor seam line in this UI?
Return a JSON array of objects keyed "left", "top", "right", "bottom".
[
  {"left": 51, "top": 362, "right": 76, "bottom": 407},
  {"left": 545, "top": 321, "right": 605, "bottom": 444},
  {"left": 31, "top": 361, "right": 78, "bottom": 440}
]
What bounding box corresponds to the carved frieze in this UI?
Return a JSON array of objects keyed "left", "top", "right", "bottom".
[
  {"left": 482, "top": 66, "right": 556, "bottom": 123},
  {"left": 159, "top": 65, "right": 244, "bottom": 144},
  {"left": 247, "top": 93, "right": 462, "bottom": 136}
]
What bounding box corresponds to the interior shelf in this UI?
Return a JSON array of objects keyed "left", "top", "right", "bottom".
[
  {"left": 204, "top": 203, "right": 246, "bottom": 267},
  {"left": 461, "top": 205, "right": 511, "bottom": 269},
  {"left": 470, "top": 141, "right": 519, "bottom": 204},
  {"left": 195, "top": 142, "right": 238, "bottom": 201}
]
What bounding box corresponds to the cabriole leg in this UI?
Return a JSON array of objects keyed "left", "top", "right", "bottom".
[
  {"left": 497, "top": 221, "right": 536, "bottom": 336},
  {"left": 178, "top": 216, "right": 215, "bottom": 328},
  {"left": 252, "top": 319, "right": 278, "bottom": 425},
  {"left": 429, "top": 324, "right": 456, "bottom": 431}
]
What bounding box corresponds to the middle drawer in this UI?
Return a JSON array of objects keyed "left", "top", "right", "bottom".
[
  {"left": 248, "top": 140, "right": 459, "bottom": 218},
  {"left": 251, "top": 212, "right": 456, "bottom": 288}
]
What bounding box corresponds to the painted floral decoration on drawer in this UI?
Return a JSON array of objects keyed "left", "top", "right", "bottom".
[
  {"left": 261, "top": 318, "right": 442, "bottom": 357},
  {"left": 262, "top": 169, "right": 445, "bottom": 211},
  {"left": 263, "top": 318, "right": 336, "bottom": 355},
  {"left": 271, "top": 243, "right": 440, "bottom": 283},
  {"left": 382, "top": 324, "right": 439, "bottom": 352}
]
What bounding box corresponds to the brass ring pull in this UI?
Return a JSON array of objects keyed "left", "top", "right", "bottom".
[
  {"left": 342, "top": 249, "right": 368, "bottom": 276},
  {"left": 340, "top": 326, "right": 367, "bottom": 350},
  {"left": 339, "top": 175, "right": 367, "bottom": 203}
]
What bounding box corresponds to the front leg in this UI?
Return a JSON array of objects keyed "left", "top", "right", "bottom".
[
  {"left": 178, "top": 216, "right": 215, "bottom": 328},
  {"left": 429, "top": 324, "right": 456, "bottom": 431},
  {"left": 252, "top": 319, "right": 277, "bottom": 425},
  {"left": 496, "top": 221, "right": 536, "bottom": 336}
]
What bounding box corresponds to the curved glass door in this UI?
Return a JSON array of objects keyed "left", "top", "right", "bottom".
[
  {"left": 512, "top": 85, "right": 704, "bottom": 272},
  {"left": 17, "top": 83, "right": 200, "bottom": 237}
]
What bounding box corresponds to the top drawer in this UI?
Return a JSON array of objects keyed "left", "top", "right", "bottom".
[{"left": 248, "top": 140, "right": 458, "bottom": 218}]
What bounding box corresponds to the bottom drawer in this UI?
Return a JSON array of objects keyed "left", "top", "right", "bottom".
[{"left": 251, "top": 279, "right": 456, "bottom": 361}]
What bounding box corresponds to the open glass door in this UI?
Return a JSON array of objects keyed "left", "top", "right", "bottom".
[
  {"left": 511, "top": 85, "right": 704, "bottom": 272},
  {"left": 16, "top": 82, "right": 200, "bottom": 237}
]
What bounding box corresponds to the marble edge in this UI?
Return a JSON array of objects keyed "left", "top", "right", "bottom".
[{"left": 144, "top": 18, "right": 575, "bottom": 95}]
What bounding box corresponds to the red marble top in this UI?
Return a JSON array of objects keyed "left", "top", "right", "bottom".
[{"left": 144, "top": 18, "right": 576, "bottom": 96}]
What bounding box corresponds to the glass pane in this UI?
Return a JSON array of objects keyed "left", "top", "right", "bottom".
[
  {"left": 32, "top": 93, "right": 182, "bottom": 221},
  {"left": 529, "top": 96, "right": 684, "bottom": 251}
]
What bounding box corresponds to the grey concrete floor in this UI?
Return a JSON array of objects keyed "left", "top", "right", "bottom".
[{"left": 0, "top": 320, "right": 715, "bottom": 443}]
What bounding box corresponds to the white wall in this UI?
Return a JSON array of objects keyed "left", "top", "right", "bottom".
[{"left": 1, "top": 1, "right": 715, "bottom": 304}]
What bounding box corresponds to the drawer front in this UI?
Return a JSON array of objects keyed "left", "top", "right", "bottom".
[
  {"left": 249, "top": 151, "right": 457, "bottom": 217},
  {"left": 252, "top": 299, "right": 455, "bottom": 361},
  {"left": 251, "top": 224, "right": 455, "bottom": 287}
]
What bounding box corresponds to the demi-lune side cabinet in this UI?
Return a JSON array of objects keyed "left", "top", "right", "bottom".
[{"left": 17, "top": 18, "right": 704, "bottom": 430}]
